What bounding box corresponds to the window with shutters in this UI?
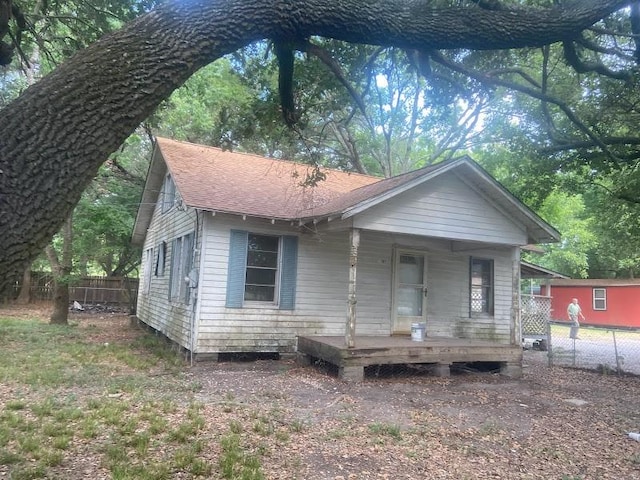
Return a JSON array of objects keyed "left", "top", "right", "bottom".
[
  {"left": 245, "top": 234, "right": 279, "bottom": 302},
  {"left": 226, "top": 230, "right": 298, "bottom": 309}
]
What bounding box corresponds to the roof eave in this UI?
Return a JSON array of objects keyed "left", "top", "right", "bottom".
[
  {"left": 521, "top": 260, "right": 569, "bottom": 279},
  {"left": 131, "top": 142, "right": 166, "bottom": 246},
  {"left": 457, "top": 161, "right": 561, "bottom": 245},
  {"left": 340, "top": 157, "right": 561, "bottom": 245}
]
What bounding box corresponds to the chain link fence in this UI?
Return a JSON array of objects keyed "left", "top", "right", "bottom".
[{"left": 529, "top": 321, "right": 640, "bottom": 375}]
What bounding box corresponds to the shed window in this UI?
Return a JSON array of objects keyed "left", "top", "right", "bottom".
[
  {"left": 226, "top": 230, "right": 298, "bottom": 309},
  {"left": 470, "top": 258, "right": 494, "bottom": 315},
  {"left": 593, "top": 288, "right": 606, "bottom": 311}
]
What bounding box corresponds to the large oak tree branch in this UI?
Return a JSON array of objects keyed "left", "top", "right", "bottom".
[
  {"left": 0, "top": 0, "right": 630, "bottom": 295},
  {"left": 429, "top": 50, "right": 619, "bottom": 160}
]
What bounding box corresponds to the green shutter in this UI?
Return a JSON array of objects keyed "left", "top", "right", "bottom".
[
  {"left": 226, "top": 230, "right": 248, "bottom": 308},
  {"left": 279, "top": 235, "right": 298, "bottom": 310}
]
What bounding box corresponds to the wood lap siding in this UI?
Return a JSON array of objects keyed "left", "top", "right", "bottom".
[
  {"left": 196, "top": 215, "right": 353, "bottom": 353},
  {"left": 136, "top": 195, "right": 198, "bottom": 349},
  {"left": 353, "top": 172, "right": 527, "bottom": 246},
  {"left": 193, "top": 214, "right": 516, "bottom": 354},
  {"left": 426, "top": 248, "right": 513, "bottom": 342}
]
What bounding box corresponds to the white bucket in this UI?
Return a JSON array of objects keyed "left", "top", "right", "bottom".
[{"left": 411, "top": 322, "right": 426, "bottom": 341}]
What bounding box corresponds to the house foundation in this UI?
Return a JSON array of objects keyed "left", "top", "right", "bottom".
[{"left": 297, "top": 335, "right": 523, "bottom": 382}]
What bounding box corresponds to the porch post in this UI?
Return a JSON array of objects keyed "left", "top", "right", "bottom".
[
  {"left": 345, "top": 228, "right": 360, "bottom": 348},
  {"left": 511, "top": 247, "right": 521, "bottom": 346}
]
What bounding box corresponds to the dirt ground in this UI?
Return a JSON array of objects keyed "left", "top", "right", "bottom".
[{"left": 2, "top": 304, "right": 640, "bottom": 479}]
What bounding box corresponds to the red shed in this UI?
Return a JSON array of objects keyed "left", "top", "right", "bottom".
[{"left": 542, "top": 279, "right": 640, "bottom": 328}]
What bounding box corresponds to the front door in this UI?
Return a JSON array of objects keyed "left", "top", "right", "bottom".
[{"left": 393, "top": 252, "right": 427, "bottom": 334}]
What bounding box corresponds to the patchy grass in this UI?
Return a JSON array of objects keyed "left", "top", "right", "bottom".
[
  {"left": 0, "top": 315, "right": 221, "bottom": 478},
  {"left": 2, "top": 307, "right": 640, "bottom": 479},
  {"left": 219, "top": 433, "right": 264, "bottom": 480},
  {"left": 368, "top": 421, "right": 402, "bottom": 440}
]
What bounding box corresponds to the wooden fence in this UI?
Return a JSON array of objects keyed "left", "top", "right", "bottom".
[{"left": 12, "top": 273, "right": 139, "bottom": 307}]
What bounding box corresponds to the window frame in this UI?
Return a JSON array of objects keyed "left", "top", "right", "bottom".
[
  {"left": 470, "top": 257, "right": 494, "bottom": 316},
  {"left": 593, "top": 288, "right": 607, "bottom": 311},
  {"left": 155, "top": 241, "right": 166, "bottom": 277},
  {"left": 169, "top": 232, "right": 194, "bottom": 304},
  {"left": 243, "top": 233, "right": 281, "bottom": 305},
  {"left": 162, "top": 174, "right": 176, "bottom": 213},
  {"left": 142, "top": 247, "right": 153, "bottom": 294},
  {"left": 226, "top": 230, "right": 298, "bottom": 310}
]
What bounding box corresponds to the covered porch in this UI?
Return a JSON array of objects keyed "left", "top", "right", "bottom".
[
  {"left": 294, "top": 227, "right": 523, "bottom": 381},
  {"left": 297, "top": 334, "right": 523, "bottom": 382}
]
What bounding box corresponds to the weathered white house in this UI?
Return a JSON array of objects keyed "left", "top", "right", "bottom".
[{"left": 132, "top": 137, "right": 559, "bottom": 380}]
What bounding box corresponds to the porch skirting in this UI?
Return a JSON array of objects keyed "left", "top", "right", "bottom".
[{"left": 297, "top": 335, "right": 523, "bottom": 382}]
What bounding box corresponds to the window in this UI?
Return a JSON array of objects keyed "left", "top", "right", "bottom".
[
  {"left": 226, "top": 230, "right": 298, "bottom": 309},
  {"left": 143, "top": 248, "right": 153, "bottom": 294},
  {"left": 169, "top": 233, "right": 194, "bottom": 303},
  {"left": 593, "top": 288, "right": 606, "bottom": 310},
  {"left": 245, "top": 234, "right": 279, "bottom": 302},
  {"left": 155, "top": 241, "right": 166, "bottom": 276},
  {"left": 470, "top": 258, "right": 494, "bottom": 314},
  {"left": 162, "top": 174, "right": 176, "bottom": 213}
]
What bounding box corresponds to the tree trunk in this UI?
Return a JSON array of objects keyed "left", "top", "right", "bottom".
[
  {"left": 49, "top": 271, "right": 70, "bottom": 325},
  {"left": 15, "top": 266, "right": 31, "bottom": 304},
  {"left": 46, "top": 216, "right": 73, "bottom": 325},
  {"left": 0, "top": 0, "right": 627, "bottom": 296}
]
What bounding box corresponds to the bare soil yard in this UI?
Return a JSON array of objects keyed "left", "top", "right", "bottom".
[{"left": 1, "top": 304, "right": 640, "bottom": 479}]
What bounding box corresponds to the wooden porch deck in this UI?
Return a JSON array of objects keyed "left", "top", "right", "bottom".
[{"left": 297, "top": 335, "right": 523, "bottom": 381}]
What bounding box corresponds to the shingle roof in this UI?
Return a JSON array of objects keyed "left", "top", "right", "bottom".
[
  {"left": 157, "top": 137, "right": 380, "bottom": 220},
  {"left": 131, "top": 137, "right": 560, "bottom": 246}
]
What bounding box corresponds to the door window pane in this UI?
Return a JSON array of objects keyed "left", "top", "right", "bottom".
[
  {"left": 397, "top": 286, "right": 423, "bottom": 316},
  {"left": 397, "top": 254, "right": 424, "bottom": 316},
  {"left": 399, "top": 255, "right": 424, "bottom": 285}
]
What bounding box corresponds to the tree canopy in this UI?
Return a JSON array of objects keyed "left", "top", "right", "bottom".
[{"left": 0, "top": 0, "right": 636, "bottom": 295}]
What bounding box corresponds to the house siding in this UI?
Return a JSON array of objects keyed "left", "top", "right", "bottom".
[
  {"left": 192, "top": 214, "right": 516, "bottom": 354},
  {"left": 390, "top": 235, "right": 514, "bottom": 342},
  {"left": 136, "top": 194, "right": 200, "bottom": 350},
  {"left": 195, "top": 215, "right": 363, "bottom": 353},
  {"left": 353, "top": 172, "right": 527, "bottom": 245}
]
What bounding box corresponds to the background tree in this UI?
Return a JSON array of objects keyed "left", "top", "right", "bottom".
[
  {"left": 72, "top": 134, "right": 148, "bottom": 277},
  {"left": 526, "top": 190, "right": 596, "bottom": 278},
  {"left": 45, "top": 215, "right": 73, "bottom": 324},
  {"left": 585, "top": 179, "right": 640, "bottom": 278},
  {"left": 0, "top": 0, "right": 634, "bottom": 296}
]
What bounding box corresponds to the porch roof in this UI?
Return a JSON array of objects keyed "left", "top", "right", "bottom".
[{"left": 521, "top": 261, "right": 569, "bottom": 279}]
